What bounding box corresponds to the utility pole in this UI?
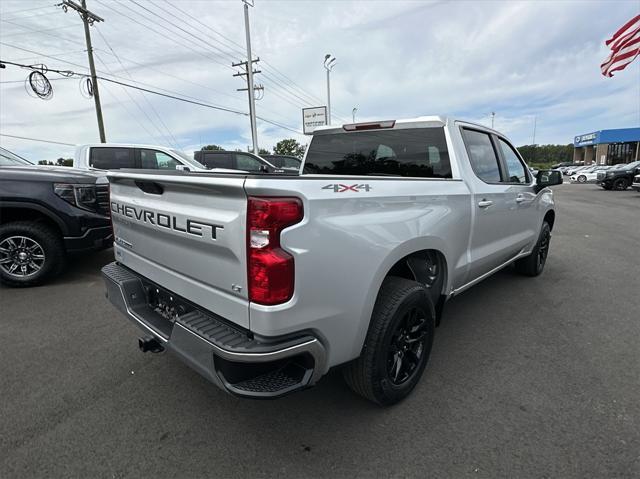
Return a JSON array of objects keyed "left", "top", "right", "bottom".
[
  {"left": 324, "top": 54, "right": 336, "bottom": 125},
  {"left": 60, "top": 0, "right": 106, "bottom": 142},
  {"left": 234, "top": 0, "right": 259, "bottom": 154},
  {"left": 232, "top": 57, "right": 263, "bottom": 154},
  {"left": 490, "top": 111, "right": 495, "bottom": 129},
  {"left": 532, "top": 115, "right": 537, "bottom": 164}
]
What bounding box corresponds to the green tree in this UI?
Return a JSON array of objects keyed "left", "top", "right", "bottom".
[
  {"left": 37, "top": 158, "right": 73, "bottom": 166},
  {"left": 201, "top": 144, "right": 224, "bottom": 151},
  {"left": 273, "top": 139, "right": 306, "bottom": 158},
  {"left": 517, "top": 144, "right": 574, "bottom": 168},
  {"left": 258, "top": 148, "right": 271, "bottom": 155}
]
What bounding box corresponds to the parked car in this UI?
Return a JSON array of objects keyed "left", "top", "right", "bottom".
[
  {"left": 194, "top": 150, "right": 284, "bottom": 173},
  {"left": 632, "top": 173, "right": 640, "bottom": 192},
  {"left": 0, "top": 164, "right": 111, "bottom": 287},
  {"left": 551, "top": 161, "right": 575, "bottom": 169},
  {"left": 570, "top": 165, "right": 606, "bottom": 183},
  {"left": 101, "top": 115, "right": 561, "bottom": 405},
  {"left": 74, "top": 144, "right": 207, "bottom": 172},
  {"left": 566, "top": 165, "right": 585, "bottom": 176},
  {"left": 597, "top": 161, "right": 640, "bottom": 190}
]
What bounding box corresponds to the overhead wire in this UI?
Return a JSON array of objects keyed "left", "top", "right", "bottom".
[
  {"left": 94, "top": 52, "right": 176, "bottom": 148},
  {"left": 1, "top": 59, "right": 303, "bottom": 134},
  {"left": 94, "top": 25, "right": 181, "bottom": 148},
  {"left": 0, "top": 133, "right": 75, "bottom": 146}
]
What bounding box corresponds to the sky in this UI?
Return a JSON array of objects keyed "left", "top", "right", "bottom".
[{"left": 1, "top": 0, "right": 639, "bottom": 163}]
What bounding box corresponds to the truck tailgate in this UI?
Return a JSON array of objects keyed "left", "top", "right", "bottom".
[{"left": 108, "top": 171, "right": 249, "bottom": 329}]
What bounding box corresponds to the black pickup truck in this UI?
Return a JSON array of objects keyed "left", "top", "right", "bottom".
[
  {"left": 0, "top": 164, "right": 112, "bottom": 287},
  {"left": 597, "top": 160, "right": 640, "bottom": 190}
]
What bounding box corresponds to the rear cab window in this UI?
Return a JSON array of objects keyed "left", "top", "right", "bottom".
[
  {"left": 89, "top": 147, "right": 134, "bottom": 169},
  {"left": 304, "top": 127, "right": 452, "bottom": 178},
  {"left": 460, "top": 129, "right": 502, "bottom": 183}
]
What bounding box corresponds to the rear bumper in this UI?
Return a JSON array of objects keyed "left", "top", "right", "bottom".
[{"left": 101, "top": 262, "right": 326, "bottom": 398}]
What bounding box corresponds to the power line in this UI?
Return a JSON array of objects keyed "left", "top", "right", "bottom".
[
  {"left": 0, "top": 4, "right": 56, "bottom": 17},
  {"left": 2, "top": 58, "right": 303, "bottom": 135},
  {"left": 0, "top": 133, "right": 75, "bottom": 146},
  {"left": 0, "top": 22, "right": 78, "bottom": 38},
  {"left": 94, "top": 26, "right": 180, "bottom": 148},
  {"left": 94, "top": 52, "right": 175, "bottom": 148},
  {"left": 94, "top": 0, "right": 233, "bottom": 72}
]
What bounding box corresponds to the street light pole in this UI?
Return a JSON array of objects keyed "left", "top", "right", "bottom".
[
  {"left": 352, "top": 107, "right": 357, "bottom": 123},
  {"left": 324, "top": 54, "right": 336, "bottom": 125}
]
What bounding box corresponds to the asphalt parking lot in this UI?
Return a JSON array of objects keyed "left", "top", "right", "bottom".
[{"left": 1, "top": 183, "right": 638, "bottom": 478}]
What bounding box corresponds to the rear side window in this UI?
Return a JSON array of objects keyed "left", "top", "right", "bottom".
[
  {"left": 139, "top": 149, "right": 181, "bottom": 170},
  {"left": 497, "top": 138, "right": 529, "bottom": 183},
  {"left": 202, "top": 152, "right": 232, "bottom": 169},
  {"left": 461, "top": 129, "right": 501, "bottom": 183},
  {"left": 235, "top": 154, "right": 264, "bottom": 171},
  {"left": 304, "top": 127, "right": 451, "bottom": 178},
  {"left": 90, "top": 148, "right": 134, "bottom": 169}
]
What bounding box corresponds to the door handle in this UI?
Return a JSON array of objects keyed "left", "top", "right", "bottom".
[
  {"left": 478, "top": 199, "right": 493, "bottom": 208},
  {"left": 515, "top": 194, "right": 526, "bottom": 203}
]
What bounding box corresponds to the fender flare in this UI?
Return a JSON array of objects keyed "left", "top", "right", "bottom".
[{"left": 0, "top": 201, "right": 69, "bottom": 235}]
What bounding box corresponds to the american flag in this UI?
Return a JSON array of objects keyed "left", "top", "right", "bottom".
[{"left": 601, "top": 14, "right": 640, "bottom": 77}]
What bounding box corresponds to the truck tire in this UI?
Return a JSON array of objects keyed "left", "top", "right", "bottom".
[
  {"left": 343, "top": 276, "right": 435, "bottom": 406},
  {"left": 613, "top": 178, "right": 628, "bottom": 190},
  {"left": 514, "top": 221, "right": 551, "bottom": 277},
  {"left": 0, "top": 221, "right": 66, "bottom": 287}
]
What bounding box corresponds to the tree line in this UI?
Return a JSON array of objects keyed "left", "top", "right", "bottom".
[{"left": 516, "top": 144, "right": 574, "bottom": 167}]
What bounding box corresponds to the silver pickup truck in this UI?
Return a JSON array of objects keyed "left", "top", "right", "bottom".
[{"left": 102, "top": 116, "right": 562, "bottom": 405}]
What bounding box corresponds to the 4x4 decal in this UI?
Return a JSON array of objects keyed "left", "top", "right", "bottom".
[{"left": 322, "top": 184, "right": 372, "bottom": 193}]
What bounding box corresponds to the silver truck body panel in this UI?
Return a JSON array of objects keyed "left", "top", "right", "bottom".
[
  {"left": 103, "top": 116, "right": 555, "bottom": 383},
  {"left": 108, "top": 173, "right": 250, "bottom": 328}
]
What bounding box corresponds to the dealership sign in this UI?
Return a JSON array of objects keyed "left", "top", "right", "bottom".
[
  {"left": 302, "top": 106, "right": 327, "bottom": 135},
  {"left": 574, "top": 132, "right": 599, "bottom": 147}
]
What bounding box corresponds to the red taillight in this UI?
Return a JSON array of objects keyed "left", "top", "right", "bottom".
[
  {"left": 247, "top": 197, "right": 303, "bottom": 305},
  {"left": 342, "top": 120, "right": 396, "bottom": 131}
]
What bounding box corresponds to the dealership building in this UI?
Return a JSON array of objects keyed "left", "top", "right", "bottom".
[{"left": 573, "top": 127, "right": 640, "bottom": 165}]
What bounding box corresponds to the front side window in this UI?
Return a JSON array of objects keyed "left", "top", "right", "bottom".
[
  {"left": 498, "top": 138, "right": 529, "bottom": 183},
  {"left": 304, "top": 127, "right": 452, "bottom": 178},
  {"left": 235, "top": 154, "right": 264, "bottom": 171},
  {"left": 90, "top": 148, "right": 134, "bottom": 169},
  {"left": 461, "top": 129, "right": 501, "bottom": 183},
  {"left": 139, "top": 149, "right": 180, "bottom": 170}
]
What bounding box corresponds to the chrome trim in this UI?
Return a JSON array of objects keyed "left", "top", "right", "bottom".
[{"left": 450, "top": 250, "right": 531, "bottom": 297}]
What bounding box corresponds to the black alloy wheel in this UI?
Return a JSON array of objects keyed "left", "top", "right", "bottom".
[{"left": 386, "top": 306, "right": 429, "bottom": 385}]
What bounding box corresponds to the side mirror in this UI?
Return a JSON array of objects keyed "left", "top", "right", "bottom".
[
  {"left": 175, "top": 165, "right": 190, "bottom": 172},
  {"left": 535, "top": 170, "right": 563, "bottom": 192}
]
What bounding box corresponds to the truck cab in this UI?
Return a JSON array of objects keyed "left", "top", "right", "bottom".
[{"left": 74, "top": 144, "right": 207, "bottom": 172}]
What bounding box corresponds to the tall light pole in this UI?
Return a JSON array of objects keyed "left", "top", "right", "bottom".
[
  {"left": 491, "top": 111, "right": 495, "bottom": 129},
  {"left": 352, "top": 107, "right": 357, "bottom": 123},
  {"left": 324, "top": 54, "right": 336, "bottom": 125}
]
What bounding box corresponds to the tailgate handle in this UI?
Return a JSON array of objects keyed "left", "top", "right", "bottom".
[{"left": 135, "top": 181, "right": 164, "bottom": 195}]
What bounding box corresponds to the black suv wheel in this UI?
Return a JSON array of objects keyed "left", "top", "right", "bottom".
[
  {"left": 0, "top": 222, "right": 66, "bottom": 287},
  {"left": 343, "top": 277, "right": 435, "bottom": 406},
  {"left": 613, "top": 178, "right": 629, "bottom": 190}
]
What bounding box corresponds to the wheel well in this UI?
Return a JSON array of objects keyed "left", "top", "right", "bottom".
[
  {"left": 544, "top": 210, "right": 555, "bottom": 231},
  {"left": 386, "top": 249, "right": 448, "bottom": 325},
  {"left": 0, "top": 207, "right": 63, "bottom": 236}
]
